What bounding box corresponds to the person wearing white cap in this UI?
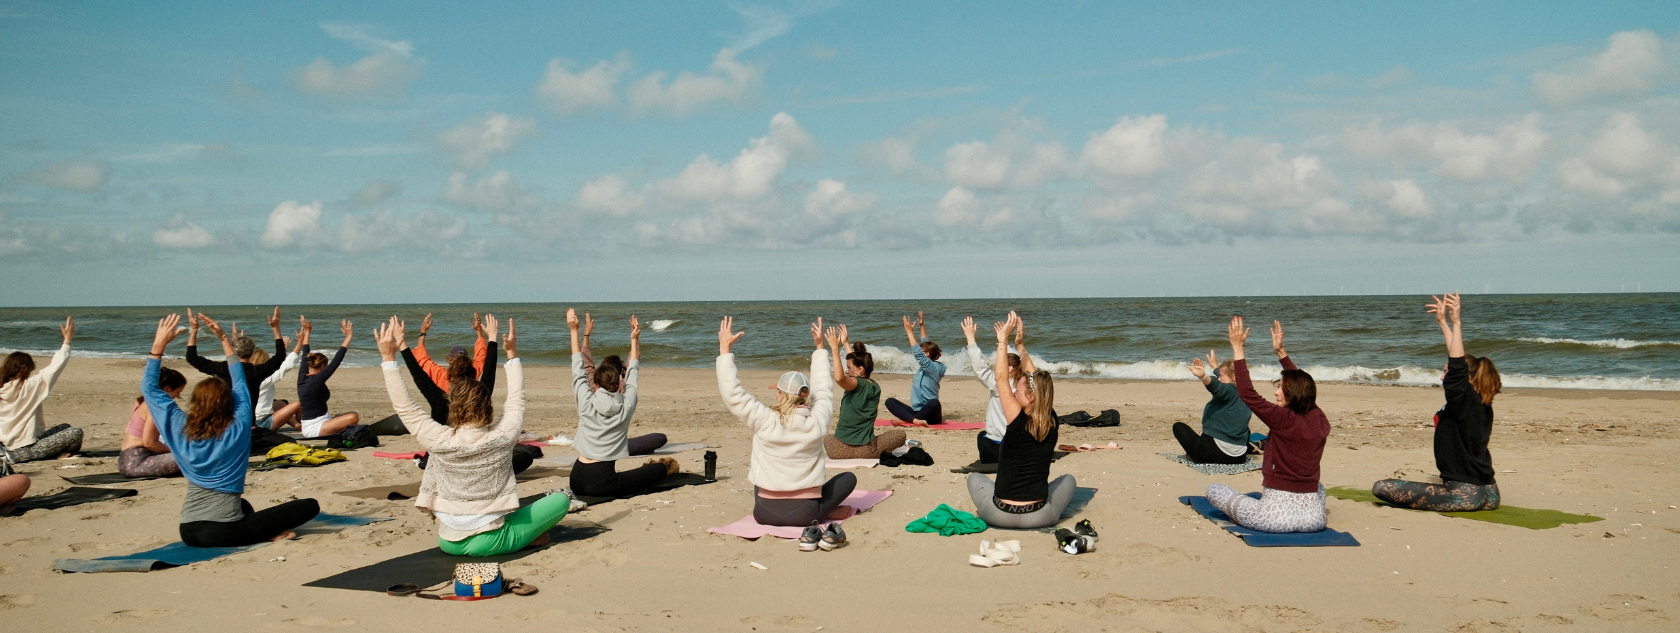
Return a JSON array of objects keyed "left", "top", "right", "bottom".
[
  {"left": 566, "top": 308, "right": 678, "bottom": 501},
  {"left": 716, "top": 316, "right": 853, "bottom": 551}
]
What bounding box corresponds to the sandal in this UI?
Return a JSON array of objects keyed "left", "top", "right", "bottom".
[
  {"left": 506, "top": 579, "right": 539, "bottom": 596},
  {"left": 969, "top": 539, "right": 1022, "bottom": 567}
]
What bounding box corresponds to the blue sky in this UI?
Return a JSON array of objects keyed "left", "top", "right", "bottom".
[{"left": 2, "top": 1, "right": 1678, "bottom": 306}]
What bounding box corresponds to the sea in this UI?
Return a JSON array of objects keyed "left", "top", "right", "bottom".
[{"left": 2, "top": 294, "right": 1677, "bottom": 391}]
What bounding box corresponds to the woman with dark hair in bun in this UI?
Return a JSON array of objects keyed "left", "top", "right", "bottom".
[{"left": 822, "top": 325, "right": 906, "bottom": 459}]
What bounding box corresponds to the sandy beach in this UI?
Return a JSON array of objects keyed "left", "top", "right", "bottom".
[{"left": 2, "top": 357, "right": 1677, "bottom": 632}]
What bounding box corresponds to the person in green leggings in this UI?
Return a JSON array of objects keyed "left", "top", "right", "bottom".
[{"left": 373, "top": 314, "right": 568, "bottom": 557}]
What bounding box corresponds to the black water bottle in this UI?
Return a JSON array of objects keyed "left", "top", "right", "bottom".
[{"left": 703, "top": 451, "right": 717, "bottom": 482}]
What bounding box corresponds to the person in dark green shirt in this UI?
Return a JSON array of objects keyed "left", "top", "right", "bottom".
[
  {"left": 1174, "top": 350, "right": 1252, "bottom": 464},
  {"left": 822, "top": 326, "right": 907, "bottom": 459}
]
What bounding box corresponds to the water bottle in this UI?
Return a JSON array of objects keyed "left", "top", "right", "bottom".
[{"left": 703, "top": 451, "right": 717, "bottom": 482}]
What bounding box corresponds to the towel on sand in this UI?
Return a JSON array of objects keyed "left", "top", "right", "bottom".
[
  {"left": 1326, "top": 486, "right": 1604, "bottom": 530},
  {"left": 905, "top": 504, "right": 988, "bottom": 536}
]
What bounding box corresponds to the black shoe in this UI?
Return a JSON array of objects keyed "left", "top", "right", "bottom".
[
  {"left": 1072, "top": 519, "right": 1099, "bottom": 550},
  {"left": 1055, "top": 528, "right": 1091, "bottom": 554}
]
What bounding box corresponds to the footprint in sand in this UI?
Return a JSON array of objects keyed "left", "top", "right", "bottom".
[
  {"left": 739, "top": 615, "right": 817, "bottom": 629},
  {"left": 983, "top": 594, "right": 1327, "bottom": 633},
  {"left": 4, "top": 536, "right": 48, "bottom": 548},
  {"left": 1579, "top": 594, "right": 1670, "bottom": 623},
  {"left": 1447, "top": 619, "right": 1522, "bottom": 633},
  {"left": 1361, "top": 617, "right": 1402, "bottom": 631},
  {"left": 286, "top": 617, "right": 357, "bottom": 627},
  {"left": 1125, "top": 542, "right": 1210, "bottom": 566},
  {"left": 0, "top": 594, "right": 37, "bottom": 610},
  {"left": 93, "top": 609, "right": 174, "bottom": 624}
]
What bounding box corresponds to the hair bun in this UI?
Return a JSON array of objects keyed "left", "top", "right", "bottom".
[{"left": 850, "top": 341, "right": 867, "bottom": 354}]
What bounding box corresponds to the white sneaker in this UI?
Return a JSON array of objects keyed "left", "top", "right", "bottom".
[{"left": 548, "top": 434, "right": 573, "bottom": 446}]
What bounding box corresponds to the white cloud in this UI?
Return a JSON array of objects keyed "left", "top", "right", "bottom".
[
  {"left": 932, "top": 186, "right": 1013, "bottom": 229},
  {"left": 440, "top": 171, "right": 547, "bottom": 212},
  {"left": 804, "top": 179, "right": 878, "bottom": 223},
  {"left": 627, "top": 48, "right": 762, "bottom": 117},
  {"left": 1556, "top": 112, "right": 1679, "bottom": 197},
  {"left": 291, "top": 23, "right": 423, "bottom": 99},
  {"left": 1086, "top": 193, "right": 1157, "bottom": 221},
  {"left": 535, "top": 55, "right": 630, "bottom": 116},
  {"left": 1182, "top": 140, "right": 1349, "bottom": 231},
  {"left": 1080, "top": 115, "right": 1169, "bottom": 178},
  {"left": 1533, "top": 30, "right": 1668, "bottom": 105},
  {"left": 337, "top": 209, "right": 468, "bottom": 253},
  {"left": 575, "top": 173, "right": 648, "bottom": 216},
  {"left": 352, "top": 179, "right": 402, "bottom": 205},
  {"left": 944, "top": 141, "right": 1011, "bottom": 189},
  {"left": 152, "top": 215, "right": 214, "bottom": 249},
  {"left": 656, "top": 112, "right": 814, "bottom": 201},
  {"left": 862, "top": 136, "right": 923, "bottom": 174},
  {"left": 1341, "top": 114, "right": 1549, "bottom": 183},
  {"left": 260, "top": 200, "right": 322, "bottom": 249},
  {"left": 1384, "top": 179, "right": 1432, "bottom": 217},
  {"left": 16, "top": 159, "right": 107, "bottom": 191},
  {"left": 436, "top": 113, "right": 538, "bottom": 170}
]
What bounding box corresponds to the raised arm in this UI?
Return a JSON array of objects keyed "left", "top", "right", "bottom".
[
  {"left": 808, "top": 340, "right": 834, "bottom": 425},
  {"left": 1189, "top": 352, "right": 1212, "bottom": 386},
  {"left": 916, "top": 311, "right": 927, "bottom": 341},
  {"left": 902, "top": 315, "right": 918, "bottom": 349},
  {"left": 37, "top": 317, "right": 74, "bottom": 387},
  {"left": 1011, "top": 311, "right": 1036, "bottom": 375},
  {"left": 1429, "top": 293, "right": 1465, "bottom": 358},
  {"left": 579, "top": 312, "right": 597, "bottom": 379},
  {"left": 961, "top": 316, "right": 997, "bottom": 390},
  {"left": 629, "top": 315, "right": 642, "bottom": 362},
  {"left": 481, "top": 314, "right": 501, "bottom": 394},
  {"left": 144, "top": 314, "right": 187, "bottom": 430},
  {"left": 993, "top": 317, "right": 1024, "bottom": 420},
  {"left": 471, "top": 312, "right": 489, "bottom": 376},
  {"left": 826, "top": 325, "right": 857, "bottom": 392},
  {"left": 494, "top": 320, "right": 524, "bottom": 433},
  {"left": 715, "top": 316, "right": 771, "bottom": 429},
  {"left": 374, "top": 317, "right": 450, "bottom": 447},
  {"left": 567, "top": 307, "right": 582, "bottom": 355}
]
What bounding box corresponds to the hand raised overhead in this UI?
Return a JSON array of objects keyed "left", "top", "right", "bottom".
[{"left": 719, "top": 316, "right": 745, "bottom": 354}]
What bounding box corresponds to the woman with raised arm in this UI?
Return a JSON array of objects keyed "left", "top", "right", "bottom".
[
  {"left": 250, "top": 334, "right": 303, "bottom": 431},
  {"left": 823, "top": 325, "right": 906, "bottom": 460},
  {"left": 0, "top": 317, "right": 82, "bottom": 462},
  {"left": 182, "top": 307, "right": 291, "bottom": 408},
  {"left": 376, "top": 316, "right": 568, "bottom": 556},
  {"left": 410, "top": 312, "right": 491, "bottom": 388},
  {"left": 718, "top": 317, "right": 852, "bottom": 550},
  {"left": 1372, "top": 293, "right": 1501, "bottom": 511},
  {"left": 567, "top": 308, "right": 676, "bottom": 501},
  {"left": 577, "top": 312, "right": 667, "bottom": 455},
  {"left": 1175, "top": 349, "right": 1253, "bottom": 464},
  {"left": 884, "top": 311, "right": 946, "bottom": 425},
  {"left": 965, "top": 314, "right": 1076, "bottom": 529},
  {"left": 1205, "top": 317, "right": 1330, "bottom": 533},
  {"left": 119, "top": 365, "right": 187, "bottom": 478},
  {"left": 146, "top": 313, "right": 319, "bottom": 546},
  {"left": 295, "top": 316, "right": 360, "bottom": 438}
]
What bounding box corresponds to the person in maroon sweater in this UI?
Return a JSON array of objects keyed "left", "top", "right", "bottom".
[
  {"left": 1371, "top": 293, "right": 1501, "bottom": 511},
  {"left": 1205, "top": 316, "right": 1331, "bottom": 533}
]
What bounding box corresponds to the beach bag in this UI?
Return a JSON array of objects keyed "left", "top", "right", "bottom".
[
  {"left": 331, "top": 425, "right": 379, "bottom": 450},
  {"left": 0, "top": 445, "right": 14, "bottom": 477},
  {"left": 265, "top": 443, "right": 347, "bottom": 466},
  {"left": 455, "top": 563, "right": 504, "bottom": 598}
]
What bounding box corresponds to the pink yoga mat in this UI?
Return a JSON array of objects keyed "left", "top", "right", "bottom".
[
  {"left": 873, "top": 419, "right": 985, "bottom": 430},
  {"left": 372, "top": 451, "right": 424, "bottom": 460},
  {"left": 707, "top": 490, "right": 893, "bottom": 540},
  {"left": 825, "top": 459, "right": 878, "bottom": 469}
]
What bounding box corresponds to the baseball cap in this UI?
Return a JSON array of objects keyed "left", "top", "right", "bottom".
[
  {"left": 447, "top": 345, "right": 468, "bottom": 359},
  {"left": 772, "top": 371, "right": 810, "bottom": 396}
]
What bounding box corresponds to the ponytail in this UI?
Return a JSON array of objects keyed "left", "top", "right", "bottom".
[
  {"left": 846, "top": 342, "right": 874, "bottom": 378},
  {"left": 1464, "top": 354, "right": 1502, "bottom": 405}
]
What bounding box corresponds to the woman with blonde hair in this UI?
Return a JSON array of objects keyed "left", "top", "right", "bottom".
[
  {"left": 1371, "top": 293, "right": 1501, "bottom": 511},
  {"left": 718, "top": 316, "right": 853, "bottom": 550},
  {"left": 376, "top": 315, "right": 567, "bottom": 556},
  {"left": 965, "top": 313, "right": 1076, "bottom": 529}
]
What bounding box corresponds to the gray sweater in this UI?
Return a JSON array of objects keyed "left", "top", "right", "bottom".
[{"left": 572, "top": 352, "right": 639, "bottom": 461}]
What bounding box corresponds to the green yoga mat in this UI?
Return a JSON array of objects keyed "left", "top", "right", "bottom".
[{"left": 1326, "top": 486, "right": 1603, "bottom": 530}]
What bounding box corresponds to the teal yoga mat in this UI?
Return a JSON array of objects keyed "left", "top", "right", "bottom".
[{"left": 53, "top": 514, "right": 389, "bottom": 573}]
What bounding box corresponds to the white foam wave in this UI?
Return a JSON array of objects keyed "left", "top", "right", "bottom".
[
  {"left": 649, "top": 319, "right": 677, "bottom": 332},
  {"left": 1519, "top": 337, "right": 1680, "bottom": 349},
  {"left": 860, "top": 344, "right": 1679, "bottom": 391},
  {"left": 0, "top": 348, "right": 157, "bottom": 360}
]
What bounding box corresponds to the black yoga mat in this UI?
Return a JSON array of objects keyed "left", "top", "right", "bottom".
[
  {"left": 77, "top": 449, "right": 124, "bottom": 458},
  {"left": 3, "top": 487, "right": 137, "bottom": 516},
  {"left": 62, "top": 472, "right": 166, "bottom": 485},
  {"left": 302, "top": 524, "right": 609, "bottom": 592},
  {"left": 573, "top": 472, "right": 714, "bottom": 506}
]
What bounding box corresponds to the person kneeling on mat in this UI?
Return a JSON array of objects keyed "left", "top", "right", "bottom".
[
  {"left": 1176, "top": 349, "right": 1253, "bottom": 465},
  {"left": 966, "top": 313, "right": 1077, "bottom": 530},
  {"left": 145, "top": 313, "right": 319, "bottom": 547},
  {"left": 1370, "top": 293, "right": 1501, "bottom": 512},
  {"left": 1205, "top": 317, "right": 1330, "bottom": 534},
  {"left": 718, "top": 317, "right": 852, "bottom": 550},
  {"left": 567, "top": 309, "right": 677, "bottom": 501},
  {"left": 375, "top": 315, "right": 569, "bottom": 556}
]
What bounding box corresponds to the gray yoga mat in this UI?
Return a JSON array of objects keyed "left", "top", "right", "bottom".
[{"left": 1159, "top": 453, "right": 1263, "bottom": 475}]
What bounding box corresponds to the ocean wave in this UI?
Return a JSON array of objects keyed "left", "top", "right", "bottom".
[
  {"left": 861, "top": 344, "right": 1680, "bottom": 390},
  {"left": 0, "top": 348, "right": 158, "bottom": 360},
  {"left": 1518, "top": 337, "right": 1680, "bottom": 349},
  {"left": 649, "top": 320, "right": 678, "bottom": 332}
]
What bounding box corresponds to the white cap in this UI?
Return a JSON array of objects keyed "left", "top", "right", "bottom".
[{"left": 773, "top": 371, "right": 810, "bottom": 396}]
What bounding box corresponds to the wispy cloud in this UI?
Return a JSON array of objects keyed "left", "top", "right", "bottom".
[
  {"left": 813, "top": 84, "right": 990, "bottom": 107},
  {"left": 323, "top": 144, "right": 425, "bottom": 157}
]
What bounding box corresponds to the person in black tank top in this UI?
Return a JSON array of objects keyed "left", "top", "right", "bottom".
[{"left": 964, "top": 313, "right": 1078, "bottom": 529}]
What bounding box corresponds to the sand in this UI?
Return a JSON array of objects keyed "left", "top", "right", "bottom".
[{"left": 2, "top": 357, "right": 1678, "bottom": 631}]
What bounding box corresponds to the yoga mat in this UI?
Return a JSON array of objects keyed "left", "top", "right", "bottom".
[
  {"left": 949, "top": 451, "right": 1069, "bottom": 474},
  {"left": 3, "top": 487, "right": 137, "bottom": 516},
  {"left": 1326, "top": 486, "right": 1604, "bottom": 530},
  {"left": 574, "top": 472, "right": 714, "bottom": 506},
  {"left": 1159, "top": 453, "right": 1263, "bottom": 475},
  {"left": 1178, "top": 495, "right": 1360, "bottom": 547},
  {"left": 336, "top": 483, "right": 423, "bottom": 501},
  {"left": 874, "top": 419, "right": 985, "bottom": 430},
  {"left": 516, "top": 466, "right": 568, "bottom": 481},
  {"left": 62, "top": 472, "right": 167, "bottom": 485},
  {"left": 826, "top": 458, "right": 879, "bottom": 469},
  {"left": 302, "top": 524, "right": 608, "bottom": 592},
  {"left": 708, "top": 490, "right": 894, "bottom": 540},
  {"left": 77, "top": 449, "right": 124, "bottom": 458},
  {"left": 373, "top": 451, "right": 424, "bottom": 460},
  {"left": 53, "top": 514, "right": 390, "bottom": 573},
  {"left": 652, "top": 442, "right": 715, "bottom": 455}
]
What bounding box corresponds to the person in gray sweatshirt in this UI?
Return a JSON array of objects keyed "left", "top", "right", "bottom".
[{"left": 566, "top": 308, "right": 678, "bottom": 500}]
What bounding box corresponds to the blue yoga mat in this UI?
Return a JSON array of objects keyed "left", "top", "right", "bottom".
[
  {"left": 54, "top": 514, "right": 389, "bottom": 573},
  {"left": 1178, "top": 494, "right": 1360, "bottom": 547}
]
